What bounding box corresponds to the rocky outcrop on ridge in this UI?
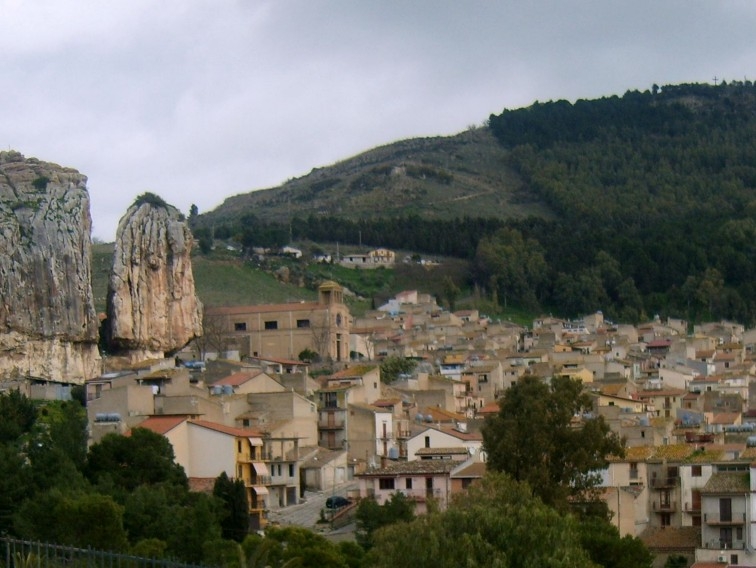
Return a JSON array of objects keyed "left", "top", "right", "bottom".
[
  {"left": 106, "top": 194, "right": 202, "bottom": 360},
  {"left": 0, "top": 151, "right": 101, "bottom": 382}
]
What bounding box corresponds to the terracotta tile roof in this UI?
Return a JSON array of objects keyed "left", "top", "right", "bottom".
[
  {"left": 610, "top": 446, "right": 654, "bottom": 462},
  {"left": 600, "top": 383, "right": 626, "bottom": 396},
  {"left": 685, "top": 448, "right": 725, "bottom": 463},
  {"left": 214, "top": 370, "right": 262, "bottom": 386},
  {"left": 710, "top": 412, "right": 740, "bottom": 425},
  {"left": 188, "top": 419, "right": 264, "bottom": 439},
  {"left": 329, "top": 365, "right": 377, "bottom": 379},
  {"left": 134, "top": 415, "right": 186, "bottom": 435},
  {"left": 638, "top": 388, "right": 687, "bottom": 397},
  {"left": 640, "top": 526, "right": 700, "bottom": 551},
  {"left": 250, "top": 355, "right": 308, "bottom": 366},
  {"left": 452, "top": 462, "right": 486, "bottom": 478},
  {"left": 477, "top": 402, "right": 499, "bottom": 415},
  {"left": 372, "top": 398, "right": 401, "bottom": 408},
  {"left": 739, "top": 446, "right": 756, "bottom": 460},
  {"left": 646, "top": 339, "right": 673, "bottom": 348},
  {"left": 188, "top": 477, "right": 216, "bottom": 493},
  {"left": 701, "top": 472, "right": 749, "bottom": 494},
  {"left": 359, "top": 459, "right": 459, "bottom": 476},
  {"left": 651, "top": 444, "right": 696, "bottom": 461},
  {"left": 415, "top": 447, "right": 469, "bottom": 456}
]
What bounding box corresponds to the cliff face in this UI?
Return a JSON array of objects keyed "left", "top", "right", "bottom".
[
  {"left": 0, "top": 151, "right": 101, "bottom": 382},
  {"left": 107, "top": 197, "right": 202, "bottom": 359}
]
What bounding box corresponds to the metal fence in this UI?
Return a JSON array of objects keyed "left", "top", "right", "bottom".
[{"left": 1, "top": 538, "right": 211, "bottom": 568}]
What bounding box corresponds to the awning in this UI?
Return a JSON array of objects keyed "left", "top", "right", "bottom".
[
  {"left": 252, "top": 486, "right": 269, "bottom": 495},
  {"left": 248, "top": 437, "right": 263, "bottom": 446},
  {"left": 252, "top": 462, "right": 270, "bottom": 476}
]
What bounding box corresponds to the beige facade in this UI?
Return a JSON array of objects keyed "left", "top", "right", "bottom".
[{"left": 205, "top": 281, "right": 351, "bottom": 362}]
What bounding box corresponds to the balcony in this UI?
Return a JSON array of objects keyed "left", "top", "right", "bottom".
[
  {"left": 703, "top": 538, "right": 745, "bottom": 550},
  {"left": 318, "top": 420, "right": 345, "bottom": 430},
  {"left": 396, "top": 429, "right": 412, "bottom": 440},
  {"left": 704, "top": 512, "right": 746, "bottom": 525},
  {"left": 684, "top": 502, "right": 701, "bottom": 515},
  {"left": 653, "top": 500, "right": 677, "bottom": 512},
  {"left": 650, "top": 477, "right": 679, "bottom": 489}
]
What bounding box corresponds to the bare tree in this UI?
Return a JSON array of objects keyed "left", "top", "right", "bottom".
[{"left": 194, "top": 308, "right": 230, "bottom": 360}]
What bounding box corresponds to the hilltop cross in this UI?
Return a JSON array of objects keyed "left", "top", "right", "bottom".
[{"left": 713, "top": 76, "right": 719, "bottom": 86}]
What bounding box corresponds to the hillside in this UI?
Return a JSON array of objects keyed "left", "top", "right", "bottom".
[
  {"left": 188, "top": 82, "right": 756, "bottom": 325},
  {"left": 194, "top": 127, "right": 553, "bottom": 229},
  {"left": 91, "top": 244, "right": 317, "bottom": 314}
]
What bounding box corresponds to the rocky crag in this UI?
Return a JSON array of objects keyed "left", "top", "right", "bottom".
[
  {"left": 107, "top": 194, "right": 202, "bottom": 362},
  {"left": 0, "top": 151, "right": 101, "bottom": 383}
]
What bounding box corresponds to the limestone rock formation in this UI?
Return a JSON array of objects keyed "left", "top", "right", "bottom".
[
  {"left": 107, "top": 195, "right": 202, "bottom": 360},
  {"left": 0, "top": 151, "right": 101, "bottom": 382}
]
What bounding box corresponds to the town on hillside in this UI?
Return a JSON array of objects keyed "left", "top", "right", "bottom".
[{"left": 13, "top": 281, "right": 756, "bottom": 565}]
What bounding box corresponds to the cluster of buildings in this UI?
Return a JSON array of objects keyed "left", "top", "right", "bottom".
[{"left": 15, "top": 280, "right": 756, "bottom": 566}]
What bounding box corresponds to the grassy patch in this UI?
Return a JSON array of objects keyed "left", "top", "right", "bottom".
[{"left": 192, "top": 256, "right": 316, "bottom": 307}]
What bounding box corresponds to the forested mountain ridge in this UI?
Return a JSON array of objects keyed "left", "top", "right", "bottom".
[{"left": 194, "top": 81, "right": 756, "bottom": 325}]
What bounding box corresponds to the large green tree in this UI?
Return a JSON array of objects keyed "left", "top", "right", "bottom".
[
  {"left": 474, "top": 227, "right": 547, "bottom": 310},
  {"left": 86, "top": 428, "right": 188, "bottom": 493},
  {"left": 214, "top": 471, "right": 250, "bottom": 542},
  {"left": 482, "top": 376, "right": 624, "bottom": 509},
  {"left": 14, "top": 489, "right": 129, "bottom": 551},
  {"left": 365, "top": 473, "right": 596, "bottom": 568},
  {"left": 356, "top": 492, "right": 416, "bottom": 550}
]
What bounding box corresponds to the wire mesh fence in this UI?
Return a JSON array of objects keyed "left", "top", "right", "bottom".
[{"left": 1, "top": 538, "right": 211, "bottom": 568}]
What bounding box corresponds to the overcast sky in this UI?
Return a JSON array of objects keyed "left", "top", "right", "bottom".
[{"left": 3, "top": 1, "right": 755, "bottom": 241}]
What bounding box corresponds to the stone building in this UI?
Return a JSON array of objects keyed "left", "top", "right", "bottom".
[{"left": 204, "top": 281, "right": 351, "bottom": 362}]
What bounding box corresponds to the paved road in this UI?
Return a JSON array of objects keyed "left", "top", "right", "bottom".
[{"left": 267, "top": 482, "right": 357, "bottom": 541}]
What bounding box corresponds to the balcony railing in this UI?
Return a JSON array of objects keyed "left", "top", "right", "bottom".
[
  {"left": 650, "top": 477, "right": 679, "bottom": 489},
  {"left": 653, "top": 500, "right": 677, "bottom": 512},
  {"left": 704, "top": 512, "right": 746, "bottom": 525},
  {"left": 318, "top": 420, "right": 345, "bottom": 430},
  {"left": 684, "top": 502, "right": 702, "bottom": 514},
  {"left": 703, "top": 538, "right": 744, "bottom": 550}
]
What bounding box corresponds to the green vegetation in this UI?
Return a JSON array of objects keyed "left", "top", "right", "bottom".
[
  {"left": 32, "top": 175, "right": 50, "bottom": 190},
  {"left": 133, "top": 191, "right": 169, "bottom": 209},
  {"left": 192, "top": 255, "right": 317, "bottom": 307},
  {"left": 379, "top": 356, "right": 417, "bottom": 383},
  {"left": 482, "top": 376, "right": 624, "bottom": 510},
  {"left": 356, "top": 492, "right": 415, "bottom": 550},
  {"left": 0, "top": 390, "right": 652, "bottom": 566},
  {"left": 189, "top": 81, "right": 756, "bottom": 325},
  {"left": 364, "top": 473, "right": 652, "bottom": 568}
]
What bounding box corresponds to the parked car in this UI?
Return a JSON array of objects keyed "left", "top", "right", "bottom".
[{"left": 325, "top": 496, "right": 351, "bottom": 509}]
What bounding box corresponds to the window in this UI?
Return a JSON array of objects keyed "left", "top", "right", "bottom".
[
  {"left": 234, "top": 322, "right": 247, "bottom": 331},
  {"left": 405, "top": 478, "right": 413, "bottom": 490},
  {"left": 425, "top": 436, "right": 430, "bottom": 448},
  {"left": 264, "top": 320, "right": 278, "bottom": 330},
  {"left": 379, "top": 478, "right": 395, "bottom": 490},
  {"left": 629, "top": 462, "right": 638, "bottom": 480},
  {"left": 237, "top": 441, "right": 242, "bottom": 453},
  {"left": 692, "top": 465, "right": 702, "bottom": 477},
  {"left": 296, "top": 319, "right": 310, "bottom": 328},
  {"left": 289, "top": 464, "right": 294, "bottom": 477},
  {"left": 720, "top": 498, "right": 732, "bottom": 522}
]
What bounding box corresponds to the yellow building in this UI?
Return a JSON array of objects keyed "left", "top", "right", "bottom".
[{"left": 205, "top": 281, "right": 351, "bottom": 362}]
